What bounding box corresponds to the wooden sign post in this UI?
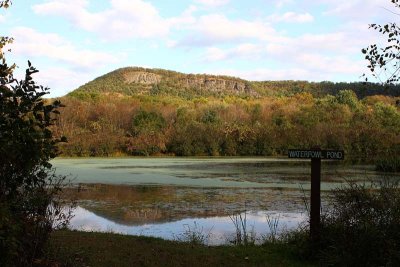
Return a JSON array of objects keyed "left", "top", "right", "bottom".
[{"left": 288, "top": 149, "right": 344, "bottom": 244}]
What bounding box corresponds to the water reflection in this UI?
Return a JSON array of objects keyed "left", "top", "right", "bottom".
[
  {"left": 70, "top": 206, "right": 306, "bottom": 245},
  {"left": 64, "top": 184, "right": 309, "bottom": 225},
  {"left": 55, "top": 158, "right": 400, "bottom": 244}
]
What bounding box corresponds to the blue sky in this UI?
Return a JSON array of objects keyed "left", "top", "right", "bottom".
[{"left": 0, "top": 0, "right": 396, "bottom": 96}]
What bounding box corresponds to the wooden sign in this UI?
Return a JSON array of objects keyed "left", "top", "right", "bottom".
[
  {"left": 288, "top": 149, "right": 344, "bottom": 160},
  {"left": 288, "top": 148, "right": 344, "bottom": 246}
]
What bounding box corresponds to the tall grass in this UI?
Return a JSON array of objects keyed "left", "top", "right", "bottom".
[
  {"left": 263, "top": 214, "right": 281, "bottom": 243},
  {"left": 175, "top": 221, "right": 212, "bottom": 246},
  {"left": 228, "top": 212, "right": 256, "bottom": 246}
]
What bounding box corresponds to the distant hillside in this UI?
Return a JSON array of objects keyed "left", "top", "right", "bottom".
[
  {"left": 68, "top": 67, "right": 400, "bottom": 99},
  {"left": 69, "top": 67, "right": 257, "bottom": 98}
]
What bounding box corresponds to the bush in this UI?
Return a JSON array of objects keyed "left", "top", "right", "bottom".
[
  {"left": 320, "top": 180, "right": 400, "bottom": 266},
  {"left": 376, "top": 157, "right": 400, "bottom": 172},
  {"left": 285, "top": 179, "right": 400, "bottom": 266}
]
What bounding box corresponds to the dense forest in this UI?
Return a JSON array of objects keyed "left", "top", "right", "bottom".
[{"left": 53, "top": 68, "right": 400, "bottom": 161}]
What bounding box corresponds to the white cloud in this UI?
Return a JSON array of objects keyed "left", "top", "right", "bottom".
[
  {"left": 168, "top": 5, "right": 198, "bottom": 28},
  {"left": 294, "top": 53, "right": 364, "bottom": 74},
  {"left": 196, "top": 15, "right": 272, "bottom": 40},
  {"left": 194, "top": 0, "right": 230, "bottom": 7},
  {"left": 204, "top": 47, "right": 227, "bottom": 61},
  {"left": 295, "top": 32, "right": 351, "bottom": 53},
  {"left": 166, "top": 40, "right": 178, "bottom": 48},
  {"left": 10, "top": 27, "right": 119, "bottom": 69},
  {"left": 203, "top": 33, "right": 345, "bottom": 63},
  {"left": 34, "top": 67, "right": 94, "bottom": 97},
  {"left": 318, "top": 0, "right": 393, "bottom": 22},
  {"left": 0, "top": 14, "right": 5, "bottom": 23},
  {"left": 5, "top": 60, "right": 95, "bottom": 97},
  {"left": 213, "top": 68, "right": 313, "bottom": 81},
  {"left": 201, "top": 27, "right": 366, "bottom": 81},
  {"left": 33, "top": 0, "right": 170, "bottom": 40},
  {"left": 204, "top": 43, "right": 263, "bottom": 61},
  {"left": 175, "top": 14, "right": 276, "bottom": 46},
  {"left": 203, "top": 25, "right": 373, "bottom": 62},
  {"left": 212, "top": 60, "right": 363, "bottom": 81},
  {"left": 267, "top": 12, "right": 314, "bottom": 23},
  {"left": 275, "top": 0, "right": 294, "bottom": 9}
]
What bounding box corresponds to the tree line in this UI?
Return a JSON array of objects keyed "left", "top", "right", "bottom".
[{"left": 54, "top": 91, "right": 400, "bottom": 162}]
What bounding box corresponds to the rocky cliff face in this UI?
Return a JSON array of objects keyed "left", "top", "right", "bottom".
[
  {"left": 123, "top": 71, "right": 161, "bottom": 84},
  {"left": 123, "top": 70, "right": 258, "bottom": 96},
  {"left": 183, "top": 77, "right": 256, "bottom": 96}
]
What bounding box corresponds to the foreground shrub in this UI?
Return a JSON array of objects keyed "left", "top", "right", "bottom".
[
  {"left": 321, "top": 180, "right": 400, "bottom": 266},
  {"left": 0, "top": 37, "right": 72, "bottom": 266},
  {"left": 284, "top": 179, "right": 400, "bottom": 266},
  {"left": 376, "top": 157, "right": 400, "bottom": 172}
]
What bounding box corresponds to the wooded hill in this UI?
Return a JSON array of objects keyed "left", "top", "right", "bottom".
[
  {"left": 68, "top": 67, "right": 400, "bottom": 99},
  {"left": 54, "top": 67, "right": 400, "bottom": 161}
]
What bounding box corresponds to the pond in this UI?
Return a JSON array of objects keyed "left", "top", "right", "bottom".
[
  {"left": 52, "top": 157, "right": 397, "bottom": 245},
  {"left": 70, "top": 206, "right": 306, "bottom": 245}
]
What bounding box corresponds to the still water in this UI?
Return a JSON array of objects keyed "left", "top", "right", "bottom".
[
  {"left": 53, "top": 157, "right": 379, "bottom": 189},
  {"left": 52, "top": 157, "right": 395, "bottom": 245},
  {"left": 70, "top": 206, "right": 306, "bottom": 245}
]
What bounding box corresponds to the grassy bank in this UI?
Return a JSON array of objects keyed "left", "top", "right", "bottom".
[{"left": 46, "top": 230, "right": 314, "bottom": 267}]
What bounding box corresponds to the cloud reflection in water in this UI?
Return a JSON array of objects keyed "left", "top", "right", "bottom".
[{"left": 70, "top": 206, "right": 306, "bottom": 245}]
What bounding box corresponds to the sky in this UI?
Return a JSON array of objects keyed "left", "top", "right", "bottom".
[{"left": 0, "top": 0, "right": 397, "bottom": 97}]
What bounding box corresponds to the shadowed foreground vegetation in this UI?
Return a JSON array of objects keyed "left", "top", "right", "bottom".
[
  {"left": 46, "top": 230, "right": 315, "bottom": 267},
  {"left": 275, "top": 179, "right": 400, "bottom": 267},
  {"left": 47, "top": 179, "right": 400, "bottom": 267},
  {"left": 0, "top": 24, "right": 71, "bottom": 266}
]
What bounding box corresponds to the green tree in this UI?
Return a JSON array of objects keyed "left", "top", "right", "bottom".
[
  {"left": 132, "top": 110, "right": 166, "bottom": 136},
  {"left": 335, "top": 90, "right": 360, "bottom": 110},
  {"left": 127, "top": 110, "right": 167, "bottom": 155}
]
